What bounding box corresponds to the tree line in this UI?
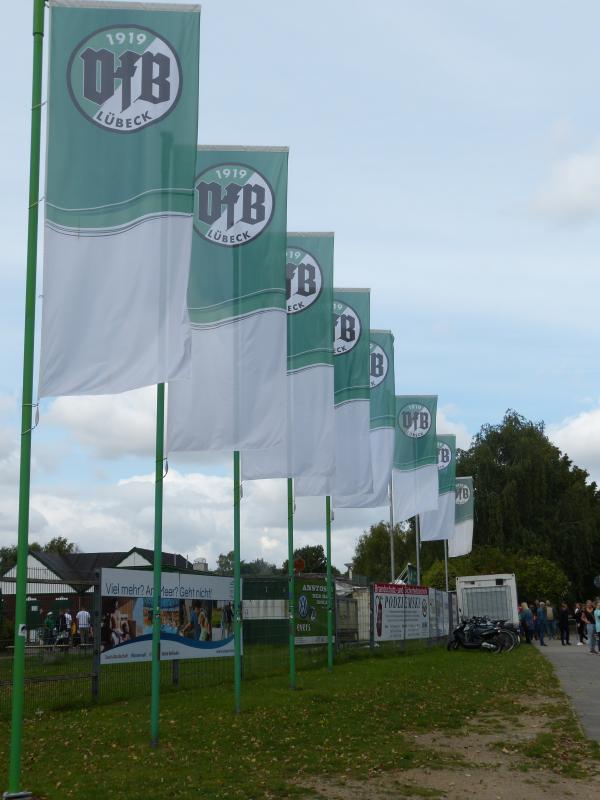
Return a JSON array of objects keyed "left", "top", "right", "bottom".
[{"left": 353, "top": 410, "right": 600, "bottom": 602}]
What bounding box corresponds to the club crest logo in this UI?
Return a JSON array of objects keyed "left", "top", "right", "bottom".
[
  {"left": 286, "top": 248, "right": 323, "bottom": 314},
  {"left": 333, "top": 301, "right": 361, "bottom": 355},
  {"left": 398, "top": 403, "right": 432, "bottom": 438},
  {"left": 456, "top": 483, "right": 471, "bottom": 505},
  {"left": 67, "top": 25, "right": 182, "bottom": 132},
  {"left": 194, "top": 163, "right": 274, "bottom": 246},
  {"left": 370, "top": 343, "right": 388, "bottom": 388},
  {"left": 437, "top": 441, "right": 452, "bottom": 470}
]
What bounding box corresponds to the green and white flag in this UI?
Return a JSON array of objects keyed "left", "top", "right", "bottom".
[
  {"left": 168, "top": 146, "right": 289, "bottom": 452},
  {"left": 335, "top": 330, "right": 395, "bottom": 508},
  {"left": 296, "top": 288, "right": 372, "bottom": 497},
  {"left": 39, "top": 1, "right": 200, "bottom": 397},
  {"left": 449, "top": 476, "right": 474, "bottom": 557},
  {"left": 392, "top": 395, "right": 438, "bottom": 521},
  {"left": 242, "top": 233, "right": 334, "bottom": 479},
  {"left": 419, "top": 434, "right": 457, "bottom": 542}
]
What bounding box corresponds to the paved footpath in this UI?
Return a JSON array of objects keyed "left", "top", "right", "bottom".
[{"left": 539, "top": 634, "right": 600, "bottom": 740}]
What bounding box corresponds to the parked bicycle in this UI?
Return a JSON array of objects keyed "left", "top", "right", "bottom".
[{"left": 447, "top": 616, "right": 514, "bottom": 654}]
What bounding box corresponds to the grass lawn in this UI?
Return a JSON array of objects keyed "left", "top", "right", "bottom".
[{"left": 0, "top": 644, "right": 596, "bottom": 800}]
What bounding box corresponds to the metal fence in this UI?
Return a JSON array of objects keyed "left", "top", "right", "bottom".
[{"left": 0, "top": 569, "right": 453, "bottom": 719}]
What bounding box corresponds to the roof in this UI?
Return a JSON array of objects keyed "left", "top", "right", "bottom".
[
  {"left": 132, "top": 548, "right": 193, "bottom": 572},
  {"left": 2, "top": 547, "right": 194, "bottom": 588}
]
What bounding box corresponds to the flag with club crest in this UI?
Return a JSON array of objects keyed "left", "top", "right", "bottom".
[
  {"left": 39, "top": 1, "right": 201, "bottom": 397},
  {"left": 449, "top": 476, "right": 474, "bottom": 557},
  {"left": 419, "top": 434, "right": 457, "bottom": 541},
  {"left": 296, "top": 288, "right": 372, "bottom": 497},
  {"left": 335, "top": 330, "right": 395, "bottom": 508},
  {"left": 168, "top": 146, "right": 289, "bottom": 452},
  {"left": 242, "top": 233, "right": 334, "bottom": 480},
  {"left": 392, "top": 395, "right": 439, "bottom": 521}
]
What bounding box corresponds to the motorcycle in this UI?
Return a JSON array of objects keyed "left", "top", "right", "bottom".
[{"left": 447, "top": 617, "right": 505, "bottom": 654}]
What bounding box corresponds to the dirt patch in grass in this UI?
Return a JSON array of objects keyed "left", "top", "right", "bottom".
[{"left": 299, "top": 706, "right": 600, "bottom": 800}]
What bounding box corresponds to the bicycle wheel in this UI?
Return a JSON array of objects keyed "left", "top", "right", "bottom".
[
  {"left": 497, "top": 629, "right": 516, "bottom": 653},
  {"left": 486, "top": 635, "right": 504, "bottom": 654}
]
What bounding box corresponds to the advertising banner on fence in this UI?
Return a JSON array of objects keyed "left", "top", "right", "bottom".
[
  {"left": 429, "top": 588, "right": 446, "bottom": 638},
  {"left": 294, "top": 577, "right": 330, "bottom": 645},
  {"left": 39, "top": 1, "right": 201, "bottom": 397},
  {"left": 100, "top": 568, "right": 236, "bottom": 664},
  {"left": 373, "top": 584, "right": 430, "bottom": 642}
]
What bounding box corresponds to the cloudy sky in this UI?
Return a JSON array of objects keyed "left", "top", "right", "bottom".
[{"left": 1, "top": 0, "right": 600, "bottom": 571}]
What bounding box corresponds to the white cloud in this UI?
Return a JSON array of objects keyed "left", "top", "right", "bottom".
[
  {"left": 437, "top": 406, "right": 472, "bottom": 450},
  {"left": 44, "top": 387, "right": 156, "bottom": 459},
  {"left": 548, "top": 405, "right": 600, "bottom": 484},
  {"left": 0, "top": 390, "right": 471, "bottom": 571},
  {"left": 535, "top": 141, "right": 600, "bottom": 221},
  {"left": 0, "top": 466, "right": 368, "bottom": 572}
]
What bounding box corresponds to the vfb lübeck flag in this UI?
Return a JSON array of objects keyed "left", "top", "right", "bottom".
[
  {"left": 449, "top": 477, "right": 474, "bottom": 557},
  {"left": 39, "top": 1, "right": 201, "bottom": 397},
  {"left": 335, "top": 329, "right": 395, "bottom": 508},
  {"left": 419, "top": 434, "right": 457, "bottom": 542},
  {"left": 168, "top": 146, "right": 289, "bottom": 453},
  {"left": 392, "top": 395, "right": 439, "bottom": 521},
  {"left": 296, "top": 288, "right": 372, "bottom": 498},
  {"left": 242, "top": 233, "right": 335, "bottom": 480}
]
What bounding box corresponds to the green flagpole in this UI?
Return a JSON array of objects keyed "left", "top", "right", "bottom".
[
  {"left": 150, "top": 383, "right": 165, "bottom": 747},
  {"left": 287, "top": 478, "right": 296, "bottom": 688},
  {"left": 325, "top": 495, "right": 334, "bottom": 671},
  {"left": 7, "top": 1, "right": 45, "bottom": 796},
  {"left": 233, "top": 451, "right": 242, "bottom": 713}
]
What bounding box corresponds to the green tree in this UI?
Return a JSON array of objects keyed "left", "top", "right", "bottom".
[
  {"left": 215, "top": 551, "right": 234, "bottom": 574},
  {"left": 43, "top": 536, "right": 78, "bottom": 555},
  {"left": 282, "top": 544, "right": 339, "bottom": 575},
  {"left": 0, "top": 538, "right": 77, "bottom": 574},
  {"left": 423, "top": 547, "right": 569, "bottom": 604},
  {"left": 241, "top": 558, "right": 280, "bottom": 576},
  {"left": 352, "top": 520, "right": 443, "bottom": 582},
  {"left": 456, "top": 410, "right": 600, "bottom": 598},
  {"left": 215, "top": 552, "right": 280, "bottom": 576}
]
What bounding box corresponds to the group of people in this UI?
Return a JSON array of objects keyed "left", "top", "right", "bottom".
[
  {"left": 180, "top": 601, "right": 233, "bottom": 641},
  {"left": 518, "top": 599, "right": 600, "bottom": 652},
  {"left": 42, "top": 606, "right": 92, "bottom": 646}
]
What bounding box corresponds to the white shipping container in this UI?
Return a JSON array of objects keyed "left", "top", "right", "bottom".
[{"left": 455, "top": 574, "right": 519, "bottom": 626}]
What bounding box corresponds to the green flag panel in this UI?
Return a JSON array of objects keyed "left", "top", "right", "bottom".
[
  {"left": 369, "top": 330, "right": 395, "bottom": 430},
  {"left": 394, "top": 395, "right": 438, "bottom": 472}
]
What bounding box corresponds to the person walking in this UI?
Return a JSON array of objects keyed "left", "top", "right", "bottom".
[
  {"left": 558, "top": 603, "right": 570, "bottom": 645},
  {"left": 537, "top": 601, "right": 548, "bottom": 646},
  {"left": 581, "top": 601, "right": 597, "bottom": 654}
]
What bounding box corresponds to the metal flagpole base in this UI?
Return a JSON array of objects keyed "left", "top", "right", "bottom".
[{"left": 4, "top": 791, "right": 33, "bottom": 799}]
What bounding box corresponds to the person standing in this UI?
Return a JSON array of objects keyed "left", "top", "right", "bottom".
[
  {"left": 76, "top": 607, "right": 91, "bottom": 645},
  {"left": 519, "top": 602, "right": 534, "bottom": 644},
  {"left": 545, "top": 601, "right": 556, "bottom": 640},
  {"left": 594, "top": 600, "right": 600, "bottom": 652},
  {"left": 537, "top": 602, "right": 548, "bottom": 646},
  {"left": 581, "top": 601, "right": 597, "bottom": 654},
  {"left": 558, "top": 603, "right": 570, "bottom": 645},
  {"left": 575, "top": 603, "right": 586, "bottom": 645}
]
